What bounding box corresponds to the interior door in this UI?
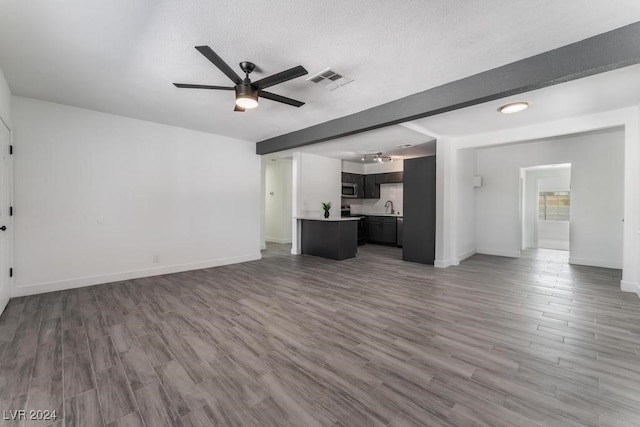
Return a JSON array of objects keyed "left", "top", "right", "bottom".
[{"left": 0, "top": 120, "right": 12, "bottom": 314}]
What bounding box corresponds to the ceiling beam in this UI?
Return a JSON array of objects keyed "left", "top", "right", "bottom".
[{"left": 256, "top": 21, "right": 640, "bottom": 155}]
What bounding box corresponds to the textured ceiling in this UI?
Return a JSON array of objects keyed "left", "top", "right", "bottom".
[{"left": 1, "top": 1, "right": 640, "bottom": 143}]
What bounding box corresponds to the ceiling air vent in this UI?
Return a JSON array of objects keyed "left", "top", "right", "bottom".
[{"left": 307, "top": 67, "right": 354, "bottom": 91}]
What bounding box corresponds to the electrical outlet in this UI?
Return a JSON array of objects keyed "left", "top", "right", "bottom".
[{"left": 153, "top": 255, "right": 160, "bottom": 263}]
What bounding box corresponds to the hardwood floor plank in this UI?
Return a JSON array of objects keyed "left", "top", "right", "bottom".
[
  {"left": 64, "top": 388, "right": 104, "bottom": 427},
  {"left": 104, "top": 411, "right": 144, "bottom": 427},
  {"left": 84, "top": 315, "right": 109, "bottom": 341},
  {"left": 63, "top": 326, "right": 90, "bottom": 356},
  {"left": 95, "top": 366, "right": 137, "bottom": 424},
  {"left": 32, "top": 339, "right": 62, "bottom": 379},
  {"left": 0, "top": 394, "right": 27, "bottom": 427},
  {"left": 120, "top": 346, "right": 158, "bottom": 391},
  {"left": 37, "top": 318, "right": 61, "bottom": 345},
  {"left": 63, "top": 352, "right": 95, "bottom": 398},
  {"left": 89, "top": 335, "right": 119, "bottom": 372},
  {"left": 155, "top": 360, "right": 206, "bottom": 416},
  {"left": 0, "top": 354, "right": 34, "bottom": 400},
  {"left": 136, "top": 333, "right": 173, "bottom": 367},
  {"left": 25, "top": 370, "right": 63, "bottom": 427},
  {"left": 133, "top": 382, "right": 182, "bottom": 427}
]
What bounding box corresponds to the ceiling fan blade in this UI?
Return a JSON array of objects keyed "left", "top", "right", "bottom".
[
  {"left": 260, "top": 91, "right": 305, "bottom": 107},
  {"left": 234, "top": 105, "right": 246, "bottom": 112},
  {"left": 173, "top": 83, "right": 234, "bottom": 90},
  {"left": 252, "top": 65, "right": 308, "bottom": 89},
  {"left": 194, "top": 46, "right": 243, "bottom": 85}
]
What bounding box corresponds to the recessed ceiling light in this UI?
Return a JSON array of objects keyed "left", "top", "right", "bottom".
[
  {"left": 396, "top": 144, "right": 413, "bottom": 148},
  {"left": 499, "top": 102, "right": 529, "bottom": 114}
]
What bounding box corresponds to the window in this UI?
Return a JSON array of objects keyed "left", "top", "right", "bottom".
[{"left": 539, "top": 191, "right": 570, "bottom": 221}]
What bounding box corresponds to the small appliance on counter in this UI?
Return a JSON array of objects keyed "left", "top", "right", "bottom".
[{"left": 341, "top": 205, "right": 351, "bottom": 217}]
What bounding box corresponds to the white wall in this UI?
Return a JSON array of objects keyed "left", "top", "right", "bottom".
[
  {"left": 364, "top": 160, "right": 403, "bottom": 174},
  {"left": 0, "top": 67, "right": 10, "bottom": 127},
  {"left": 264, "top": 159, "right": 292, "bottom": 244},
  {"left": 292, "top": 152, "right": 341, "bottom": 254},
  {"left": 455, "top": 148, "right": 477, "bottom": 261},
  {"left": 341, "top": 159, "right": 403, "bottom": 175},
  {"left": 341, "top": 160, "right": 364, "bottom": 174},
  {"left": 12, "top": 97, "right": 261, "bottom": 296},
  {"left": 475, "top": 130, "right": 624, "bottom": 268},
  {"left": 296, "top": 153, "right": 341, "bottom": 218}
]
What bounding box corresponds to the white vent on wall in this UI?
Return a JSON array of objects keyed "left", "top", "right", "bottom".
[{"left": 307, "top": 67, "right": 354, "bottom": 91}]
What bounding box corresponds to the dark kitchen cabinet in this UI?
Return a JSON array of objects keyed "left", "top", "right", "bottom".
[
  {"left": 387, "top": 171, "right": 403, "bottom": 183},
  {"left": 341, "top": 172, "right": 358, "bottom": 183},
  {"left": 363, "top": 175, "right": 380, "bottom": 199},
  {"left": 357, "top": 174, "right": 365, "bottom": 198},
  {"left": 402, "top": 156, "right": 436, "bottom": 265},
  {"left": 368, "top": 216, "right": 397, "bottom": 244},
  {"left": 375, "top": 171, "right": 403, "bottom": 184},
  {"left": 342, "top": 171, "right": 402, "bottom": 199}
]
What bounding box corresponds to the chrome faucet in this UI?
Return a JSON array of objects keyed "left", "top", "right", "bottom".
[{"left": 385, "top": 200, "right": 394, "bottom": 214}]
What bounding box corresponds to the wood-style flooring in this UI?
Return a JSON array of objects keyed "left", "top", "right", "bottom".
[{"left": 1, "top": 244, "right": 639, "bottom": 426}]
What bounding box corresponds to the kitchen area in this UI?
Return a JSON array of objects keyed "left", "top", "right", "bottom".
[
  {"left": 341, "top": 166, "right": 404, "bottom": 249},
  {"left": 263, "top": 124, "right": 436, "bottom": 266}
]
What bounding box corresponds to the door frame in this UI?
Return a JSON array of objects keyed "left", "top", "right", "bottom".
[{"left": 0, "top": 114, "right": 13, "bottom": 314}]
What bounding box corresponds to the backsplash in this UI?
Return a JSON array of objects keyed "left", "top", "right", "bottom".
[{"left": 347, "top": 183, "right": 403, "bottom": 215}]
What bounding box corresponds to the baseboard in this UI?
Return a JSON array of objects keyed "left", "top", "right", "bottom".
[
  {"left": 291, "top": 247, "right": 302, "bottom": 255},
  {"left": 12, "top": 252, "right": 262, "bottom": 297},
  {"left": 434, "top": 259, "right": 452, "bottom": 268},
  {"left": 569, "top": 257, "right": 622, "bottom": 270},
  {"left": 265, "top": 237, "right": 292, "bottom": 244},
  {"left": 476, "top": 248, "right": 521, "bottom": 258},
  {"left": 620, "top": 280, "right": 639, "bottom": 294},
  {"left": 260, "top": 243, "right": 267, "bottom": 250},
  {"left": 457, "top": 249, "right": 477, "bottom": 262},
  {"left": 538, "top": 239, "right": 570, "bottom": 251}
]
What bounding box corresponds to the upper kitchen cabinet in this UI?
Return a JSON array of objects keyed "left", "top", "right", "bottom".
[
  {"left": 341, "top": 171, "right": 402, "bottom": 199},
  {"left": 375, "top": 171, "right": 404, "bottom": 184},
  {"left": 341, "top": 172, "right": 358, "bottom": 183},
  {"left": 363, "top": 175, "right": 380, "bottom": 199}
]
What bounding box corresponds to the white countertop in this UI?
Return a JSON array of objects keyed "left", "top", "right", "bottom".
[
  {"left": 353, "top": 213, "right": 403, "bottom": 218},
  {"left": 295, "top": 216, "right": 361, "bottom": 221}
]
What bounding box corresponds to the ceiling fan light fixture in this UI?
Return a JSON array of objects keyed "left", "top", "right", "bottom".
[
  {"left": 235, "top": 84, "right": 259, "bottom": 109},
  {"left": 499, "top": 101, "right": 529, "bottom": 114}
]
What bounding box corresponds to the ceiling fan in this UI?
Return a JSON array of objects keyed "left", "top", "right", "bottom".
[{"left": 173, "top": 46, "right": 308, "bottom": 112}]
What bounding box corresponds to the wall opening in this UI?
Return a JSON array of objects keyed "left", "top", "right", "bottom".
[
  {"left": 522, "top": 164, "right": 571, "bottom": 252},
  {"left": 264, "top": 158, "right": 293, "bottom": 245}
]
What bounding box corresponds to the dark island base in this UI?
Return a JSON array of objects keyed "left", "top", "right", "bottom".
[{"left": 301, "top": 220, "right": 357, "bottom": 260}]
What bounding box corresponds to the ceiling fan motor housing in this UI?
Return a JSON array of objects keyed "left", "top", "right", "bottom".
[
  {"left": 235, "top": 83, "right": 259, "bottom": 109},
  {"left": 235, "top": 84, "right": 259, "bottom": 99}
]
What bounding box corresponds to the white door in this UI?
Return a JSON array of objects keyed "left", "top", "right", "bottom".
[{"left": 0, "top": 120, "right": 12, "bottom": 314}]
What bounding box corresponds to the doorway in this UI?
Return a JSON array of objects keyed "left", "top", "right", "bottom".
[
  {"left": 0, "top": 119, "right": 12, "bottom": 314},
  {"left": 521, "top": 164, "right": 571, "bottom": 252},
  {"left": 264, "top": 158, "right": 293, "bottom": 246}
]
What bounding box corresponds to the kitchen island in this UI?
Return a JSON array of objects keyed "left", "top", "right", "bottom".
[{"left": 296, "top": 217, "right": 360, "bottom": 260}]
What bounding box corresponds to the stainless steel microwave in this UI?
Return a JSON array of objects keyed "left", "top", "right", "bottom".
[{"left": 342, "top": 182, "right": 358, "bottom": 198}]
